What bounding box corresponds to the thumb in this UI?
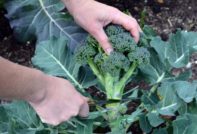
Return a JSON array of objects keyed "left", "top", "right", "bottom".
[
  {"left": 91, "top": 28, "right": 113, "bottom": 55},
  {"left": 78, "top": 101, "right": 89, "bottom": 117}
]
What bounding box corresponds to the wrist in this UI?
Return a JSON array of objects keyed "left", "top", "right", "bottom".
[
  {"left": 24, "top": 70, "right": 50, "bottom": 104},
  {"left": 62, "top": 0, "right": 93, "bottom": 15}
]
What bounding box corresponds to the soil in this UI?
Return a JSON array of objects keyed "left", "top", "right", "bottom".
[
  {"left": 0, "top": 0, "right": 197, "bottom": 133},
  {"left": 0, "top": 9, "right": 35, "bottom": 67}
]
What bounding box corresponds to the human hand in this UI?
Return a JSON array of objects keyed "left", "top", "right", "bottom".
[
  {"left": 28, "top": 76, "right": 89, "bottom": 126},
  {"left": 63, "top": 0, "right": 141, "bottom": 54}
]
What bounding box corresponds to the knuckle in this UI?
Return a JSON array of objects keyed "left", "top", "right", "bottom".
[
  {"left": 71, "top": 110, "right": 79, "bottom": 116},
  {"left": 130, "top": 18, "right": 138, "bottom": 27},
  {"left": 131, "top": 17, "right": 137, "bottom": 23},
  {"left": 110, "top": 8, "right": 120, "bottom": 19},
  {"left": 62, "top": 115, "right": 70, "bottom": 121},
  {"left": 89, "top": 26, "right": 99, "bottom": 36},
  {"left": 110, "top": 7, "right": 119, "bottom": 14},
  {"left": 68, "top": 108, "right": 79, "bottom": 117},
  {"left": 99, "top": 35, "right": 108, "bottom": 44},
  {"left": 78, "top": 98, "right": 86, "bottom": 106},
  {"left": 50, "top": 120, "right": 61, "bottom": 126},
  {"left": 59, "top": 115, "right": 72, "bottom": 124}
]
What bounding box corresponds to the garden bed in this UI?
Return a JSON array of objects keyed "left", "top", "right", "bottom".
[{"left": 0, "top": 0, "right": 197, "bottom": 133}]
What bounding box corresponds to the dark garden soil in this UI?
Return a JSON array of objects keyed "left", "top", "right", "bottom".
[
  {"left": 0, "top": 0, "right": 197, "bottom": 133},
  {"left": 0, "top": 9, "right": 35, "bottom": 67}
]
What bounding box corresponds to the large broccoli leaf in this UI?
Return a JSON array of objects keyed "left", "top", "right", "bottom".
[
  {"left": 140, "top": 30, "right": 196, "bottom": 84},
  {"left": 32, "top": 37, "right": 97, "bottom": 92},
  {"left": 139, "top": 49, "right": 173, "bottom": 84},
  {"left": 151, "top": 30, "right": 197, "bottom": 68},
  {"left": 0, "top": 101, "right": 87, "bottom": 134},
  {"left": 4, "top": 0, "right": 87, "bottom": 49},
  {"left": 173, "top": 114, "right": 197, "bottom": 134},
  {"left": 0, "top": 101, "right": 42, "bottom": 134}
]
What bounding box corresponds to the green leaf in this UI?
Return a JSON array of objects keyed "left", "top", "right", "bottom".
[
  {"left": 173, "top": 114, "right": 197, "bottom": 134},
  {"left": 109, "top": 116, "right": 128, "bottom": 134},
  {"left": 173, "top": 81, "right": 197, "bottom": 103},
  {"left": 178, "top": 102, "right": 188, "bottom": 115},
  {"left": 3, "top": 101, "right": 40, "bottom": 128},
  {"left": 0, "top": 101, "right": 44, "bottom": 133},
  {"left": 151, "top": 30, "right": 197, "bottom": 68},
  {"left": 141, "top": 91, "right": 159, "bottom": 106},
  {"left": 5, "top": 0, "right": 87, "bottom": 49},
  {"left": 141, "top": 30, "right": 197, "bottom": 84},
  {"left": 139, "top": 49, "right": 173, "bottom": 84},
  {"left": 152, "top": 128, "right": 168, "bottom": 134},
  {"left": 139, "top": 25, "right": 157, "bottom": 46},
  {"left": 86, "top": 110, "right": 107, "bottom": 120},
  {"left": 157, "top": 82, "right": 181, "bottom": 116},
  {"left": 0, "top": 106, "right": 9, "bottom": 133},
  {"left": 147, "top": 112, "right": 164, "bottom": 127},
  {"left": 188, "top": 102, "right": 197, "bottom": 114},
  {"left": 150, "top": 37, "right": 171, "bottom": 67},
  {"left": 32, "top": 37, "right": 96, "bottom": 92},
  {"left": 122, "top": 108, "right": 143, "bottom": 126},
  {"left": 139, "top": 114, "right": 152, "bottom": 133},
  {"left": 143, "top": 25, "right": 157, "bottom": 39},
  {"left": 76, "top": 120, "right": 93, "bottom": 134}
]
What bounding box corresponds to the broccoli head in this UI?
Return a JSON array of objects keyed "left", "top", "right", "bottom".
[{"left": 75, "top": 24, "right": 150, "bottom": 100}]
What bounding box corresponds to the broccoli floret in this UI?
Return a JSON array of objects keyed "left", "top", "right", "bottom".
[
  {"left": 106, "top": 24, "right": 137, "bottom": 53},
  {"left": 86, "top": 35, "right": 98, "bottom": 47},
  {"left": 128, "top": 47, "right": 150, "bottom": 64},
  {"left": 101, "top": 52, "right": 130, "bottom": 76},
  {"left": 75, "top": 24, "right": 150, "bottom": 100},
  {"left": 105, "top": 25, "right": 125, "bottom": 36},
  {"left": 94, "top": 53, "right": 105, "bottom": 66},
  {"left": 75, "top": 44, "right": 96, "bottom": 64},
  {"left": 109, "top": 33, "right": 137, "bottom": 52}
]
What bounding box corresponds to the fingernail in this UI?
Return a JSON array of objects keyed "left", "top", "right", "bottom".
[{"left": 105, "top": 48, "right": 113, "bottom": 55}]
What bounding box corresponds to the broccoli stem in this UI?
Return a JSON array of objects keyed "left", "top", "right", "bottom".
[
  {"left": 104, "top": 73, "right": 114, "bottom": 100},
  {"left": 115, "top": 61, "right": 137, "bottom": 99},
  {"left": 106, "top": 102, "right": 121, "bottom": 120},
  {"left": 105, "top": 62, "right": 137, "bottom": 101},
  {"left": 87, "top": 58, "right": 105, "bottom": 85}
]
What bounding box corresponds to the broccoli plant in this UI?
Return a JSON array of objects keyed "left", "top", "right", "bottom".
[
  {"left": 2, "top": 0, "right": 197, "bottom": 133},
  {"left": 75, "top": 25, "right": 150, "bottom": 101}
]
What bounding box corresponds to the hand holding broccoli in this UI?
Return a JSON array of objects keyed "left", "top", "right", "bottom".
[{"left": 63, "top": 0, "right": 141, "bottom": 54}]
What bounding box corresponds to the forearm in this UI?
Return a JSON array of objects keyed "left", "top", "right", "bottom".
[{"left": 0, "top": 57, "right": 47, "bottom": 103}]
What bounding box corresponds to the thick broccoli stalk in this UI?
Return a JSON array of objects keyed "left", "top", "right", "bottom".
[{"left": 75, "top": 24, "right": 150, "bottom": 101}]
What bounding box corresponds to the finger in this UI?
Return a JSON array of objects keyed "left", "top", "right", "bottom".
[
  {"left": 40, "top": 117, "right": 60, "bottom": 126},
  {"left": 90, "top": 27, "right": 113, "bottom": 55},
  {"left": 111, "top": 10, "right": 140, "bottom": 42},
  {"left": 83, "top": 97, "right": 89, "bottom": 102},
  {"left": 40, "top": 117, "right": 47, "bottom": 124},
  {"left": 138, "top": 25, "right": 143, "bottom": 33},
  {"left": 78, "top": 102, "right": 89, "bottom": 117}
]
